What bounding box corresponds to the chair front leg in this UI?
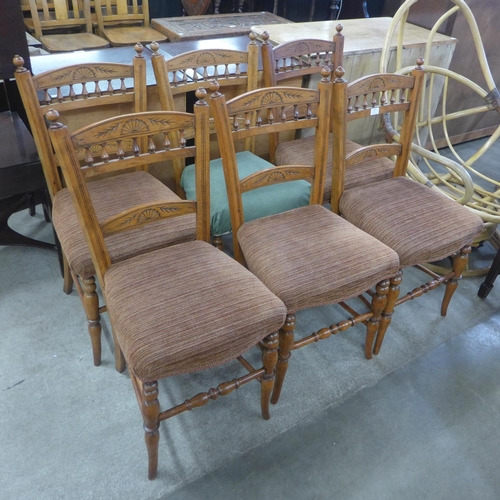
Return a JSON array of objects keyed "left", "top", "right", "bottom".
[
  {"left": 441, "top": 245, "right": 471, "bottom": 316},
  {"left": 260, "top": 331, "right": 279, "bottom": 420},
  {"left": 365, "top": 279, "right": 389, "bottom": 359},
  {"left": 271, "top": 313, "right": 295, "bottom": 405},
  {"left": 81, "top": 276, "right": 102, "bottom": 366},
  {"left": 140, "top": 380, "right": 161, "bottom": 480},
  {"left": 374, "top": 270, "right": 402, "bottom": 356}
]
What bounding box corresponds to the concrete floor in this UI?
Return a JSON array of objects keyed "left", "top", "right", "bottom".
[{"left": 2, "top": 140, "right": 500, "bottom": 499}]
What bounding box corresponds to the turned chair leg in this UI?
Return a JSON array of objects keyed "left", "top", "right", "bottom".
[
  {"left": 478, "top": 246, "right": 500, "bottom": 298},
  {"left": 212, "top": 235, "right": 223, "bottom": 250},
  {"left": 260, "top": 331, "right": 278, "bottom": 419},
  {"left": 365, "top": 279, "right": 389, "bottom": 359},
  {"left": 81, "top": 276, "right": 102, "bottom": 366},
  {"left": 374, "top": 270, "right": 402, "bottom": 356},
  {"left": 271, "top": 313, "right": 295, "bottom": 405},
  {"left": 140, "top": 380, "right": 161, "bottom": 480},
  {"left": 62, "top": 255, "right": 74, "bottom": 295},
  {"left": 441, "top": 245, "right": 471, "bottom": 316}
]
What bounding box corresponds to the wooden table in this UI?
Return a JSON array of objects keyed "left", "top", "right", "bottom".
[{"left": 151, "top": 11, "right": 292, "bottom": 42}]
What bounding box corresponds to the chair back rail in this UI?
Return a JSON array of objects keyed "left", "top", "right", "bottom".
[{"left": 209, "top": 70, "right": 332, "bottom": 263}]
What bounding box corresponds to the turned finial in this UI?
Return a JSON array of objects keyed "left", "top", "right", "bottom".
[
  {"left": 334, "top": 66, "right": 345, "bottom": 82},
  {"left": 336, "top": 24, "right": 343, "bottom": 35},
  {"left": 209, "top": 79, "right": 221, "bottom": 97},
  {"left": 416, "top": 57, "right": 424, "bottom": 69},
  {"left": 321, "top": 66, "right": 331, "bottom": 82},
  {"left": 46, "top": 109, "right": 62, "bottom": 129},
  {"left": 150, "top": 41, "right": 159, "bottom": 56},
  {"left": 134, "top": 42, "right": 144, "bottom": 57},
  {"left": 13, "top": 55, "right": 27, "bottom": 73},
  {"left": 248, "top": 31, "right": 257, "bottom": 44},
  {"left": 261, "top": 31, "right": 270, "bottom": 44},
  {"left": 195, "top": 87, "right": 208, "bottom": 105}
]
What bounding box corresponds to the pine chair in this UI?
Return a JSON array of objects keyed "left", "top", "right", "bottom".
[
  {"left": 330, "top": 62, "right": 483, "bottom": 356},
  {"left": 261, "top": 28, "right": 395, "bottom": 204},
  {"left": 28, "top": 0, "right": 109, "bottom": 52},
  {"left": 209, "top": 73, "right": 400, "bottom": 404},
  {"left": 47, "top": 97, "right": 286, "bottom": 480},
  {"left": 152, "top": 33, "right": 298, "bottom": 250},
  {"left": 14, "top": 45, "right": 197, "bottom": 371},
  {"left": 94, "top": 0, "right": 167, "bottom": 46}
]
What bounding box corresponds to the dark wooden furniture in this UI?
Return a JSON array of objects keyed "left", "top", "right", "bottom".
[
  {"left": 0, "top": 111, "right": 53, "bottom": 250},
  {"left": 151, "top": 11, "right": 292, "bottom": 41}
]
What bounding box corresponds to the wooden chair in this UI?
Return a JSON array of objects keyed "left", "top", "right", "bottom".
[
  {"left": 14, "top": 45, "right": 197, "bottom": 372},
  {"left": 209, "top": 73, "right": 401, "bottom": 404},
  {"left": 94, "top": 0, "right": 167, "bottom": 46},
  {"left": 261, "top": 28, "right": 396, "bottom": 205},
  {"left": 47, "top": 99, "right": 286, "bottom": 480},
  {"left": 152, "top": 34, "right": 277, "bottom": 250},
  {"left": 28, "top": 0, "right": 109, "bottom": 52},
  {"left": 330, "top": 62, "right": 484, "bottom": 355}
]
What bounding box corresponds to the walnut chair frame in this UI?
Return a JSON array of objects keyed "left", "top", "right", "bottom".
[
  {"left": 209, "top": 73, "right": 401, "bottom": 404},
  {"left": 47, "top": 98, "right": 286, "bottom": 479},
  {"left": 260, "top": 26, "right": 344, "bottom": 165},
  {"left": 330, "top": 62, "right": 483, "bottom": 355},
  {"left": 94, "top": 0, "right": 167, "bottom": 46},
  {"left": 14, "top": 46, "right": 197, "bottom": 371},
  {"left": 28, "top": 0, "right": 109, "bottom": 52},
  {"left": 151, "top": 33, "right": 259, "bottom": 249}
]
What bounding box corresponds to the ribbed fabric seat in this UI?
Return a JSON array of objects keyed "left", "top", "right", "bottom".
[
  {"left": 275, "top": 135, "right": 395, "bottom": 203},
  {"left": 340, "top": 177, "right": 484, "bottom": 268},
  {"left": 105, "top": 240, "right": 287, "bottom": 381},
  {"left": 238, "top": 204, "right": 400, "bottom": 314},
  {"left": 53, "top": 171, "right": 196, "bottom": 279}
]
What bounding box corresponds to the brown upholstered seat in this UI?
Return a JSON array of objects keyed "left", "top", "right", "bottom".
[
  {"left": 330, "top": 62, "right": 484, "bottom": 356},
  {"left": 48, "top": 100, "right": 286, "bottom": 479},
  {"left": 238, "top": 204, "right": 399, "bottom": 313},
  {"left": 105, "top": 240, "right": 285, "bottom": 381},
  {"left": 53, "top": 172, "right": 196, "bottom": 279},
  {"left": 340, "top": 177, "right": 482, "bottom": 268},
  {"left": 210, "top": 74, "right": 400, "bottom": 405}
]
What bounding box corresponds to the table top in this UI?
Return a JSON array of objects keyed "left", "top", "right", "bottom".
[{"left": 251, "top": 17, "right": 457, "bottom": 54}]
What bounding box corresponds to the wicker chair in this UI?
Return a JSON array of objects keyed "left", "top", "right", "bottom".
[
  {"left": 209, "top": 72, "right": 400, "bottom": 404},
  {"left": 47, "top": 98, "right": 286, "bottom": 480},
  {"left": 330, "top": 62, "right": 483, "bottom": 355},
  {"left": 379, "top": 0, "right": 500, "bottom": 277}
]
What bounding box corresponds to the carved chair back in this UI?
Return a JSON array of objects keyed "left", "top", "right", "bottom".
[
  {"left": 47, "top": 100, "right": 211, "bottom": 285},
  {"left": 260, "top": 26, "right": 343, "bottom": 163},
  {"left": 29, "top": 0, "right": 91, "bottom": 36},
  {"left": 14, "top": 44, "right": 147, "bottom": 200},
  {"left": 330, "top": 60, "right": 425, "bottom": 214},
  {"left": 151, "top": 33, "right": 259, "bottom": 193},
  {"left": 209, "top": 69, "right": 333, "bottom": 264}
]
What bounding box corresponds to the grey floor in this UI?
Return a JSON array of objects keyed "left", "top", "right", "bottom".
[{"left": 2, "top": 140, "right": 500, "bottom": 499}]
